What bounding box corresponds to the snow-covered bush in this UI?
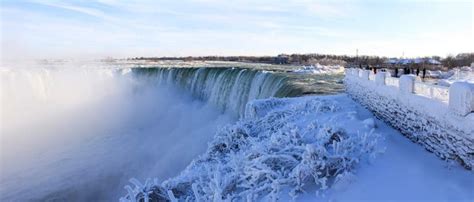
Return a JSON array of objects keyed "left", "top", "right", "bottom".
[{"left": 121, "top": 97, "right": 380, "bottom": 202}]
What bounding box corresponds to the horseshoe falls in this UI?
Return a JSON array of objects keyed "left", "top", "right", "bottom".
[
  {"left": 0, "top": 62, "right": 339, "bottom": 201},
  {"left": 1, "top": 62, "right": 472, "bottom": 202},
  {"left": 132, "top": 68, "right": 307, "bottom": 117}
]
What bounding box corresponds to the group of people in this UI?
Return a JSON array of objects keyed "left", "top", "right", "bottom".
[{"left": 359, "top": 64, "right": 428, "bottom": 79}]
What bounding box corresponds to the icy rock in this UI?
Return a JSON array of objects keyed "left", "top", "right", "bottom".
[
  {"left": 362, "top": 118, "right": 376, "bottom": 129},
  {"left": 449, "top": 82, "right": 474, "bottom": 116}
]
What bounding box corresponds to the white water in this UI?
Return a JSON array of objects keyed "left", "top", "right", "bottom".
[
  {"left": 0, "top": 63, "right": 340, "bottom": 201},
  {"left": 137, "top": 67, "right": 297, "bottom": 117},
  {"left": 0, "top": 67, "right": 234, "bottom": 200}
]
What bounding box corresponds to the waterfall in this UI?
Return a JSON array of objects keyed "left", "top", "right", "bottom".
[
  {"left": 0, "top": 66, "right": 239, "bottom": 200},
  {"left": 133, "top": 67, "right": 304, "bottom": 117},
  {"left": 0, "top": 65, "right": 330, "bottom": 201}
]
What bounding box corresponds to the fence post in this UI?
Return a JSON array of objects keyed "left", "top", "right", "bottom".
[
  {"left": 376, "top": 72, "right": 387, "bottom": 85},
  {"left": 359, "top": 70, "right": 369, "bottom": 80},
  {"left": 399, "top": 75, "right": 416, "bottom": 94},
  {"left": 449, "top": 82, "right": 474, "bottom": 116}
]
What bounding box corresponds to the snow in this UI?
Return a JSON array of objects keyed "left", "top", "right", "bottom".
[
  {"left": 3, "top": 63, "right": 472, "bottom": 201},
  {"left": 413, "top": 81, "right": 449, "bottom": 102},
  {"left": 345, "top": 69, "right": 474, "bottom": 168},
  {"left": 293, "top": 64, "right": 344, "bottom": 74},
  {"left": 449, "top": 82, "right": 474, "bottom": 116},
  {"left": 121, "top": 94, "right": 473, "bottom": 201},
  {"left": 288, "top": 96, "right": 473, "bottom": 201},
  {"left": 362, "top": 118, "right": 376, "bottom": 129},
  {"left": 375, "top": 72, "right": 386, "bottom": 86},
  {"left": 316, "top": 115, "right": 473, "bottom": 201},
  {"left": 438, "top": 66, "right": 474, "bottom": 86},
  {"left": 399, "top": 75, "right": 416, "bottom": 94},
  {"left": 346, "top": 69, "right": 473, "bottom": 134},
  {"left": 358, "top": 69, "right": 369, "bottom": 80}
]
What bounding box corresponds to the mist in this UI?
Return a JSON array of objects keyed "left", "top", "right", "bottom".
[{"left": 0, "top": 66, "right": 233, "bottom": 200}]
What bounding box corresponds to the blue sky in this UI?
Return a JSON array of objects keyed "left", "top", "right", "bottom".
[{"left": 1, "top": 0, "right": 472, "bottom": 60}]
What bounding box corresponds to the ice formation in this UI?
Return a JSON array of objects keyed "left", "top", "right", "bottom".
[{"left": 120, "top": 96, "right": 381, "bottom": 201}]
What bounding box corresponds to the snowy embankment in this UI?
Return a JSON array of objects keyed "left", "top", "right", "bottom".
[{"left": 121, "top": 95, "right": 381, "bottom": 201}]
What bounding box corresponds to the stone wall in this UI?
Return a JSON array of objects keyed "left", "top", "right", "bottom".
[{"left": 344, "top": 69, "right": 474, "bottom": 169}]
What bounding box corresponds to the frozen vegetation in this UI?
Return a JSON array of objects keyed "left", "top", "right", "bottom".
[{"left": 121, "top": 95, "right": 381, "bottom": 201}]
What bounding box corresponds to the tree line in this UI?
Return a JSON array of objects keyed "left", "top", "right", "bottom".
[{"left": 130, "top": 53, "right": 473, "bottom": 68}]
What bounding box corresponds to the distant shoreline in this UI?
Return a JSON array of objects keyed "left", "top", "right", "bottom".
[{"left": 126, "top": 53, "right": 473, "bottom": 69}]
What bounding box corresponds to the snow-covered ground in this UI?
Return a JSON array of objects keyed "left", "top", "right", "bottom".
[
  {"left": 296, "top": 96, "right": 473, "bottom": 201},
  {"left": 121, "top": 94, "right": 473, "bottom": 201},
  {"left": 438, "top": 66, "right": 474, "bottom": 86}
]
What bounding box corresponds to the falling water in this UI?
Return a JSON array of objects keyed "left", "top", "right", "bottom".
[
  {"left": 133, "top": 67, "right": 305, "bottom": 117},
  {"left": 0, "top": 64, "right": 342, "bottom": 201}
]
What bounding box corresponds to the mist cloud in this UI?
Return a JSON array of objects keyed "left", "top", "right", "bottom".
[{"left": 0, "top": 65, "right": 233, "bottom": 200}]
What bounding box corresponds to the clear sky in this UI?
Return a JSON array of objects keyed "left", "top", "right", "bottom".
[{"left": 1, "top": 0, "right": 473, "bottom": 60}]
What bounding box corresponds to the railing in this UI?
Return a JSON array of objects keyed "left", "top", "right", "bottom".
[
  {"left": 414, "top": 81, "right": 449, "bottom": 103},
  {"left": 345, "top": 68, "right": 474, "bottom": 116},
  {"left": 386, "top": 77, "right": 399, "bottom": 88},
  {"left": 369, "top": 73, "right": 376, "bottom": 81}
]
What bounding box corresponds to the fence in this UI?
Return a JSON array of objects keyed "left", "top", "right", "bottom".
[{"left": 345, "top": 68, "right": 474, "bottom": 116}]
